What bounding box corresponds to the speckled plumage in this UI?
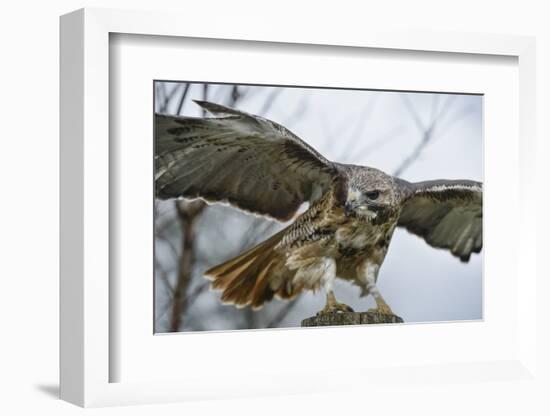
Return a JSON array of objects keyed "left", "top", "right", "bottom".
[{"left": 155, "top": 101, "right": 483, "bottom": 313}]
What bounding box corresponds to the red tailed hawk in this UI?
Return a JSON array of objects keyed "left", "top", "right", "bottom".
[{"left": 155, "top": 101, "right": 482, "bottom": 316}]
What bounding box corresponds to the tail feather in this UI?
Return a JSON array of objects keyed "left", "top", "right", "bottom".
[
  {"left": 220, "top": 256, "right": 267, "bottom": 305},
  {"left": 249, "top": 259, "right": 276, "bottom": 308},
  {"left": 205, "top": 229, "right": 292, "bottom": 309}
]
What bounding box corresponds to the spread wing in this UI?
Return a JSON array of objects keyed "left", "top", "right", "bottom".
[
  {"left": 397, "top": 179, "right": 482, "bottom": 262},
  {"left": 155, "top": 100, "right": 340, "bottom": 221}
]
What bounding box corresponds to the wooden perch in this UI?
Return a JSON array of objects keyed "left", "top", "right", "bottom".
[{"left": 301, "top": 311, "right": 404, "bottom": 327}]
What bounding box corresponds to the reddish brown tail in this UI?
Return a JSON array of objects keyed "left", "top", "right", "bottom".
[{"left": 204, "top": 229, "right": 298, "bottom": 309}]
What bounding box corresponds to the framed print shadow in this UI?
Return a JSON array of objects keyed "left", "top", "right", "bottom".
[{"left": 154, "top": 82, "right": 483, "bottom": 333}]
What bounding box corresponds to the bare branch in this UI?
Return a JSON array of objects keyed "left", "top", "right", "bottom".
[
  {"left": 154, "top": 258, "right": 174, "bottom": 296},
  {"left": 258, "top": 88, "right": 282, "bottom": 116},
  {"left": 393, "top": 94, "right": 470, "bottom": 176},
  {"left": 185, "top": 282, "right": 210, "bottom": 310},
  {"left": 282, "top": 97, "right": 308, "bottom": 126},
  {"left": 435, "top": 103, "right": 476, "bottom": 141},
  {"left": 341, "top": 96, "right": 379, "bottom": 158},
  {"left": 393, "top": 129, "right": 432, "bottom": 176},
  {"left": 353, "top": 124, "right": 405, "bottom": 160},
  {"left": 401, "top": 94, "right": 426, "bottom": 132},
  {"left": 230, "top": 84, "right": 242, "bottom": 104},
  {"left": 202, "top": 84, "right": 209, "bottom": 115},
  {"left": 176, "top": 83, "right": 190, "bottom": 115},
  {"left": 155, "top": 232, "right": 179, "bottom": 262},
  {"left": 158, "top": 83, "right": 168, "bottom": 112},
  {"left": 169, "top": 199, "right": 207, "bottom": 332}
]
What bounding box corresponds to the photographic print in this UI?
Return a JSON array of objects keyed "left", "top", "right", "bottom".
[{"left": 154, "top": 82, "right": 482, "bottom": 333}]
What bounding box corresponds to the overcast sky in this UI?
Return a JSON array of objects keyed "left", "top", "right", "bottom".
[{"left": 155, "top": 82, "right": 483, "bottom": 331}]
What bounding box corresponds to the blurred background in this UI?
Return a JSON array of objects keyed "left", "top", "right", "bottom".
[{"left": 154, "top": 81, "right": 483, "bottom": 333}]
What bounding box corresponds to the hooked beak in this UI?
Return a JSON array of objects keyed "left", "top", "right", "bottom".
[{"left": 344, "top": 202, "right": 383, "bottom": 218}]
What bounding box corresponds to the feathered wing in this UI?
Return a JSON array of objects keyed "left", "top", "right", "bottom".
[
  {"left": 155, "top": 100, "right": 340, "bottom": 221},
  {"left": 397, "top": 179, "right": 482, "bottom": 262}
]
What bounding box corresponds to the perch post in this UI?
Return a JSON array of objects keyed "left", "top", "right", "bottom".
[{"left": 301, "top": 311, "right": 404, "bottom": 327}]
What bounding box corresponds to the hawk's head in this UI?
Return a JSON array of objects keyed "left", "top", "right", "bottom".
[{"left": 343, "top": 166, "right": 400, "bottom": 223}]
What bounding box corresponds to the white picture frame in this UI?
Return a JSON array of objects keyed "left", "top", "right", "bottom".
[{"left": 60, "top": 8, "right": 538, "bottom": 407}]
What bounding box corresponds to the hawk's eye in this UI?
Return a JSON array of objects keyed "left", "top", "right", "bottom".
[{"left": 366, "top": 190, "right": 380, "bottom": 200}]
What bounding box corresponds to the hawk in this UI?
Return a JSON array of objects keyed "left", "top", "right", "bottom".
[{"left": 155, "top": 100, "right": 482, "bottom": 316}]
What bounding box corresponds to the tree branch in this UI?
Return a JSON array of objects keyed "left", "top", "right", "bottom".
[
  {"left": 169, "top": 199, "right": 207, "bottom": 332},
  {"left": 176, "top": 83, "right": 190, "bottom": 115}
]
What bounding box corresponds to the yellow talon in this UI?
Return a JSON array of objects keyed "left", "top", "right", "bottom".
[{"left": 317, "top": 291, "right": 354, "bottom": 315}]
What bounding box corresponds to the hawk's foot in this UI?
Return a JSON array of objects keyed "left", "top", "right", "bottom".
[
  {"left": 317, "top": 301, "right": 354, "bottom": 315},
  {"left": 317, "top": 290, "right": 354, "bottom": 315},
  {"left": 317, "top": 290, "right": 353, "bottom": 315},
  {"left": 368, "top": 304, "right": 394, "bottom": 316}
]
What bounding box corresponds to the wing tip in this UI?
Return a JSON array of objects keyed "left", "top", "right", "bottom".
[
  {"left": 459, "top": 254, "right": 471, "bottom": 263},
  {"left": 192, "top": 99, "right": 207, "bottom": 106},
  {"left": 193, "top": 99, "right": 238, "bottom": 116}
]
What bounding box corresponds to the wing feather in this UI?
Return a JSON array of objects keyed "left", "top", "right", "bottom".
[
  {"left": 155, "top": 101, "right": 339, "bottom": 221},
  {"left": 397, "top": 179, "right": 482, "bottom": 261}
]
